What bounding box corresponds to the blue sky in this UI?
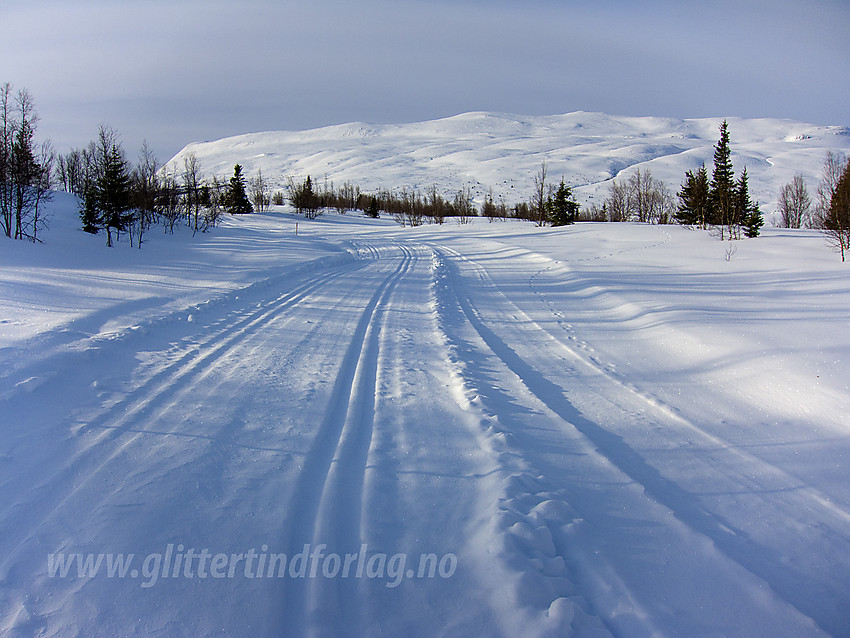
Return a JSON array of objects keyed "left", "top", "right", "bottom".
[{"left": 2, "top": 0, "right": 848, "bottom": 162}]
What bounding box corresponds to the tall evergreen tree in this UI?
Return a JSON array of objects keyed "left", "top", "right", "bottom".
[
  {"left": 80, "top": 189, "right": 99, "bottom": 234},
  {"left": 10, "top": 100, "right": 39, "bottom": 240},
  {"left": 548, "top": 179, "right": 579, "bottom": 226},
  {"left": 79, "top": 147, "right": 100, "bottom": 234},
  {"left": 225, "top": 164, "right": 253, "bottom": 215},
  {"left": 96, "top": 142, "right": 133, "bottom": 247},
  {"left": 736, "top": 168, "right": 763, "bottom": 238},
  {"left": 676, "top": 164, "right": 710, "bottom": 227},
  {"left": 710, "top": 120, "right": 736, "bottom": 237},
  {"left": 78, "top": 126, "right": 132, "bottom": 245}
]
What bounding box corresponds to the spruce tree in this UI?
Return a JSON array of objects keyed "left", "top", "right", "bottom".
[
  {"left": 96, "top": 143, "right": 133, "bottom": 247},
  {"left": 710, "top": 120, "right": 736, "bottom": 237},
  {"left": 676, "top": 164, "right": 710, "bottom": 227},
  {"left": 10, "top": 104, "right": 39, "bottom": 240},
  {"left": 302, "top": 175, "right": 318, "bottom": 218},
  {"left": 548, "top": 179, "right": 579, "bottom": 226},
  {"left": 79, "top": 155, "right": 99, "bottom": 234},
  {"left": 743, "top": 205, "right": 764, "bottom": 238},
  {"left": 225, "top": 164, "right": 253, "bottom": 215},
  {"left": 365, "top": 196, "right": 380, "bottom": 219},
  {"left": 288, "top": 174, "right": 319, "bottom": 217},
  {"left": 736, "top": 168, "right": 763, "bottom": 238}
]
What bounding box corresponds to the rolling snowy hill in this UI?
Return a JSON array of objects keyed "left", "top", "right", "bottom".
[{"left": 168, "top": 111, "right": 850, "bottom": 218}]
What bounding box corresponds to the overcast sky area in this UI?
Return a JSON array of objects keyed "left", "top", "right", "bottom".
[{"left": 2, "top": 0, "right": 849, "bottom": 163}]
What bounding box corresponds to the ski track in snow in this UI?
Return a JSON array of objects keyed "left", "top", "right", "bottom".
[
  {"left": 279, "top": 243, "right": 415, "bottom": 636},
  {"left": 2, "top": 255, "right": 368, "bottom": 569},
  {"left": 427, "top": 241, "right": 846, "bottom": 636},
  {"left": 1, "top": 210, "right": 849, "bottom": 637}
]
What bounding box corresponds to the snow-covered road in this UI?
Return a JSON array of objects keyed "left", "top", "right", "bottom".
[{"left": 1, "top": 205, "right": 849, "bottom": 636}]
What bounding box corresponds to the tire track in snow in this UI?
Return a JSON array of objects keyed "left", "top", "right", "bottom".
[
  {"left": 431, "top": 244, "right": 841, "bottom": 635},
  {"left": 278, "top": 243, "right": 415, "bottom": 637},
  {"left": 0, "top": 256, "right": 374, "bottom": 572}
]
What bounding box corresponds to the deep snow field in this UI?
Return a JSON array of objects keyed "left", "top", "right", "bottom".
[{"left": 1, "top": 194, "right": 849, "bottom": 637}]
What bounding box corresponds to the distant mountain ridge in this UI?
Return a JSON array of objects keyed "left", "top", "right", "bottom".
[{"left": 168, "top": 111, "right": 850, "bottom": 217}]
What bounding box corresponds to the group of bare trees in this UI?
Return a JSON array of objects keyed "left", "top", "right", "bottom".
[
  {"left": 279, "top": 162, "right": 600, "bottom": 228},
  {"left": 773, "top": 151, "right": 850, "bottom": 260},
  {"left": 360, "top": 184, "right": 479, "bottom": 226},
  {"left": 812, "top": 152, "right": 849, "bottom": 260},
  {"left": 1, "top": 83, "right": 53, "bottom": 242},
  {"left": 249, "top": 169, "right": 270, "bottom": 213},
  {"left": 481, "top": 189, "right": 510, "bottom": 222},
  {"left": 597, "top": 167, "right": 674, "bottom": 225},
  {"left": 777, "top": 175, "right": 811, "bottom": 229}
]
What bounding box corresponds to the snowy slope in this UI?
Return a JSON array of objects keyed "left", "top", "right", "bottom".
[
  {"left": 1, "top": 199, "right": 849, "bottom": 636},
  {"left": 168, "top": 111, "right": 850, "bottom": 218}
]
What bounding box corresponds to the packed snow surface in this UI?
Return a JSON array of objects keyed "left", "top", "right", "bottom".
[
  {"left": 1, "top": 195, "right": 849, "bottom": 636},
  {"left": 167, "top": 110, "right": 850, "bottom": 218}
]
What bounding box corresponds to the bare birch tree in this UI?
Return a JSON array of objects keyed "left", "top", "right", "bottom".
[{"left": 777, "top": 174, "right": 811, "bottom": 229}]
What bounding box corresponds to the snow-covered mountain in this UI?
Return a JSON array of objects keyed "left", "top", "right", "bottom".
[{"left": 168, "top": 111, "right": 850, "bottom": 217}]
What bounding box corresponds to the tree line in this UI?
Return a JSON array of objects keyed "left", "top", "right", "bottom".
[
  {"left": 283, "top": 176, "right": 493, "bottom": 226},
  {"left": 4, "top": 82, "right": 850, "bottom": 258},
  {"left": 281, "top": 166, "right": 580, "bottom": 228}
]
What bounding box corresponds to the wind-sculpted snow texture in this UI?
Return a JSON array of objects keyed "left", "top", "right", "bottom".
[
  {"left": 1, "top": 197, "right": 849, "bottom": 636},
  {"left": 167, "top": 110, "right": 850, "bottom": 218}
]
